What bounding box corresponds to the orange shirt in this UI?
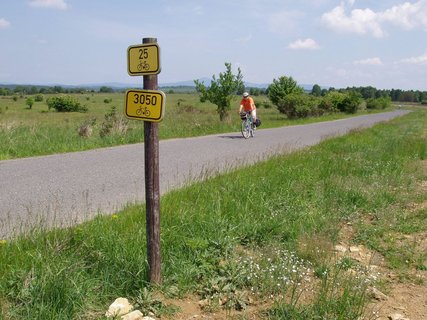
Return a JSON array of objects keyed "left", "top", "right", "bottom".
[{"left": 240, "top": 97, "right": 256, "bottom": 112}]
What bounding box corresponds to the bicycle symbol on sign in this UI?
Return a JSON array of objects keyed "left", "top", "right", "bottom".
[
  {"left": 137, "top": 60, "right": 150, "bottom": 71},
  {"left": 136, "top": 106, "right": 151, "bottom": 116}
]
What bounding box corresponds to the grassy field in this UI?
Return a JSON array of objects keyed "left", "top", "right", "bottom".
[
  {"left": 1, "top": 108, "right": 425, "bottom": 319},
  {"left": 0, "top": 92, "right": 394, "bottom": 160}
]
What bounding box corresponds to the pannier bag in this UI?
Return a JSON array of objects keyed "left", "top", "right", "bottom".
[
  {"left": 255, "top": 119, "right": 261, "bottom": 127},
  {"left": 240, "top": 112, "right": 247, "bottom": 120}
]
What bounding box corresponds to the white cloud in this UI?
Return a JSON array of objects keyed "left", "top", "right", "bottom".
[
  {"left": 0, "top": 18, "right": 11, "bottom": 29},
  {"left": 321, "top": 0, "right": 427, "bottom": 37},
  {"left": 28, "top": 0, "right": 69, "bottom": 10},
  {"left": 354, "top": 57, "right": 383, "bottom": 66},
  {"left": 401, "top": 52, "right": 427, "bottom": 64},
  {"left": 321, "top": 4, "right": 384, "bottom": 37},
  {"left": 381, "top": 1, "right": 427, "bottom": 30},
  {"left": 288, "top": 38, "right": 319, "bottom": 50}
]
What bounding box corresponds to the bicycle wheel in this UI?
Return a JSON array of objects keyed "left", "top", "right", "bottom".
[{"left": 241, "top": 120, "right": 251, "bottom": 139}]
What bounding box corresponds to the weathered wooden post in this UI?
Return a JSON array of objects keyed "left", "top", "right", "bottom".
[
  {"left": 125, "top": 37, "right": 165, "bottom": 284},
  {"left": 142, "top": 37, "right": 161, "bottom": 284}
]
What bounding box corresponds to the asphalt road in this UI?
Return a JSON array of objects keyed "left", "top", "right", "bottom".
[{"left": 0, "top": 110, "right": 409, "bottom": 238}]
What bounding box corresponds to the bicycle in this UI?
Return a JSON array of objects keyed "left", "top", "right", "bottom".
[
  {"left": 136, "top": 106, "right": 151, "bottom": 116},
  {"left": 240, "top": 112, "right": 255, "bottom": 139},
  {"left": 137, "top": 60, "right": 150, "bottom": 71}
]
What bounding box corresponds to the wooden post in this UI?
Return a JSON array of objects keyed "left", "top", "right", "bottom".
[{"left": 143, "top": 37, "right": 161, "bottom": 284}]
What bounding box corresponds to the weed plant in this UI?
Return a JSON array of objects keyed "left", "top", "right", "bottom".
[{"left": 0, "top": 110, "right": 425, "bottom": 319}]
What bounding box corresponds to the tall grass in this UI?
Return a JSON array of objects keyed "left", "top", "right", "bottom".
[{"left": 0, "top": 110, "right": 425, "bottom": 319}]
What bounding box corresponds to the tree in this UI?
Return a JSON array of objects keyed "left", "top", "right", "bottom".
[
  {"left": 311, "top": 84, "right": 322, "bottom": 97},
  {"left": 194, "top": 63, "right": 244, "bottom": 121},
  {"left": 249, "top": 87, "right": 261, "bottom": 96},
  {"left": 267, "top": 76, "right": 304, "bottom": 107},
  {"left": 99, "top": 86, "right": 114, "bottom": 93},
  {"left": 25, "top": 97, "right": 34, "bottom": 109}
]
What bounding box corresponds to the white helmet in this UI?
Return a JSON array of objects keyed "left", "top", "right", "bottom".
[{"left": 243, "top": 92, "right": 249, "bottom": 97}]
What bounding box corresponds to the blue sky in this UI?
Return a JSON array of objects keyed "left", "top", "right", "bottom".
[{"left": 1, "top": 0, "right": 426, "bottom": 90}]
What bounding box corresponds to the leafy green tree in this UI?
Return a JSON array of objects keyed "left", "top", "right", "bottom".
[
  {"left": 311, "top": 84, "right": 322, "bottom": 97},
  {"left": 249, "top": 87, "right": 261, "bottom": 96},
  {"left": 14, "top": 86, "right": 25, "bottom": 94},
  {"left": 29, "top": 86, "right": 38, "bottom": 95},
  {"left": 53, "top": 86, "right": 63, "bottom": 93},
  {"left": 194, "top": 62, "right": 244, "bottom": 121},
  {"left": 25, "top": 97, "right": 34, "bottom": 109},
  {"left": 99, "top": 86, "right": 114, "bottom": 93},
  {"left": 267, "top": 76, "right": 304, "bottom": 109}
]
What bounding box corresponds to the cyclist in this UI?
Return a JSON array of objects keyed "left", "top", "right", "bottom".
[{"left": 238, "top": 92, "right": 257, "bottom": 127}]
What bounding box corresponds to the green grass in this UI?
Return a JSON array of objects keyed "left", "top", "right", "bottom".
[
  {"left": 0, "top": 93, "right": 396, "bottom": 160},
  {"left": 1, "top": 109, "right": 426, "bottom": 319}
]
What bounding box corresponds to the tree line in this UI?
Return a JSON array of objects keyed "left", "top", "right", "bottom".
[
  {"left": 195, "top": 63, "right": 427, "bottom": 121},
  {"left": 1, "top": 82, "right": 425, "bottom": 104},
  {"left": 247, "top": 84, "right": 427, "bottom": 104},
  {"left": 0, "top": 85, "right": 115, "bottom": 96}
]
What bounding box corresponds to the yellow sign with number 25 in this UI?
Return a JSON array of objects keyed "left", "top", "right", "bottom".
[{"left": 127, "top": 44, "right": 161, "bottom": 76}]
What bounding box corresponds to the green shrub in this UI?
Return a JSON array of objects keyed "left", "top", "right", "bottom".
[
  {"left": 277, "top": 93, "right": 320, "bottom": 119},
  {"left": 338, "top": 91, "right": 362, "bottom": 114},
  {"left": 35, "top": 94, "right": 44, "bottom": 102},
  {"left": 46, "top": 95, "right": 88, "bottom": 112},
  {"left": 366, "top": 97, "right": 391, "bottom": 109},
  {"left": 319, "top": 91, "right": 346, "bottom": 113}
]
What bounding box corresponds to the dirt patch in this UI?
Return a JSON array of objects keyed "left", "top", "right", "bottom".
[
  {"left": 163, "top": 296, "right": 267, "bottom": 320},
  {"left": 366, "top": 281, "right": 427, "bottom": 320},
  {"left": 336, "top": 221, "right": 427, "bottom": 320}
]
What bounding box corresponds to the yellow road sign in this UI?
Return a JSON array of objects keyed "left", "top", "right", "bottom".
[
  {"left": 124, "top": 89, "right": 165, "bottom": 122},
  {"left": 127, "top": 43, "right": 161, "bottom": 76}
]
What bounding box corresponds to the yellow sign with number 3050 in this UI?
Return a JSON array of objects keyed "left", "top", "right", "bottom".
[{"left": 124, "top": 89, "right": 165, "bottom": 122}]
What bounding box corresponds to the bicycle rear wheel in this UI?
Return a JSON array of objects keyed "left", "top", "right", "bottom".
[{"left": 241, "top": 120, "right": 251, "bottom": 139}]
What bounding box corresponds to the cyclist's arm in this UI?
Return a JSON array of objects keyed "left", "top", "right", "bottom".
[{"left": 250, "top": 98, "right": 256, "bottom": 110}]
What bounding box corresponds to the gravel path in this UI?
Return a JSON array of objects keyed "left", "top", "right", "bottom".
[{"left": 0, "top": 110, "right": 409, "bottom": 238}]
